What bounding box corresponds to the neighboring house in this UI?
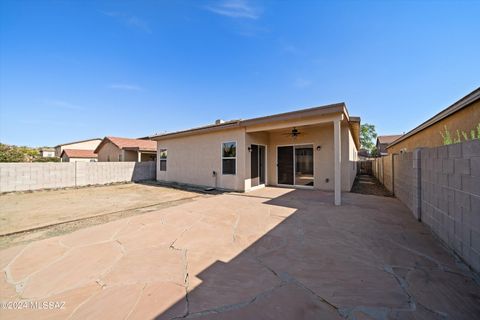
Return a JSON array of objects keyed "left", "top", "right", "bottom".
[
  {"left": 357, "top": 148, "right": 373, "bottom": 160},
  {"left": 55, "top": 138, "right": 102, "bottom": 157},
  {"left": 387, "top": 87, "right": 480, "bottom": 154},
  {"left": 376, "top": 135, "right": 402, "bottom": 156},
  {"left": 152, "top": 103, "right": 361, "bottom": 205},
  {"left": 94, "top": 136, "right": 157, "bottom": 162},
  {"left": 60, "top": 149, "right": 98, "bottom": 162},
  {"left": 39, "top": 148, "right": 55, "bottom": 158}
]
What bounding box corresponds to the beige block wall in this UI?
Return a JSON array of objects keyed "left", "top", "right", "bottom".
[
  {"left": 56, "top": 139, "right": 102, "bottom": 157},
  {"left": 156, "top": 128, "right": 247, "bottom": 191},
  {"left": 387, "top": 101, "right": 480, "bottom": 154},
  {"left": 97, "top": 142, "right": 122, "bottom": 162}
]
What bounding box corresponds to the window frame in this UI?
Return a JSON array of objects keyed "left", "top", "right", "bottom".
[
  {"left": 159, "top": 148, "right": 167, "bottom": 171},
  {"left": 221, "top": 141, "right": 237, "bottom": 175}
]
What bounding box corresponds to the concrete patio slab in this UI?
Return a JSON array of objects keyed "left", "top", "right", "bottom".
[{"left": 1, "top": 187, "right": 479, "bottom": 319}]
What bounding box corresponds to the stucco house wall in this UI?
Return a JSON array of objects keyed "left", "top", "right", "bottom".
[
  {"left": 97, "top": 141, "right": 122, "bottom": 162},
  {"left": 61, "top": 156, "right": 97, "bottom": 163},
  {"left": 123, "top": 150, "right": 138, "bottom": 162},
  {"left": 343, "top": 122, "right": 359, "bottom": 191},
  {"left": 55, "top": 139, "right": 102, "bottom": 157},
  {"left": 156, "top": 121, "right": 357, "bottom": 192},
  {"left": 266, "top": 123, "right": 334, "bottom": 190},
  {"left": 388, "top": 99, "right": 480, "bottom": 154},
  {"left": 156, "top": 128, "right": 246, "bottom": 191}
]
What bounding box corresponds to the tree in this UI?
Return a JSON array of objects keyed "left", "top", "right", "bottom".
[
  {"left": 0, "top": 143, "right": 26, "bottom": 162},
  {"left": 360, "top": 123, "right": 377, "bottom": 152},
  {"left": 0, "top": 143, "right": 59, "bottom": 162}
]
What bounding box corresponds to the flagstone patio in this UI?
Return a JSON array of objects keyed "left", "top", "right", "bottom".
[{"left": 1, "top": 187, "right": 479, "bottom": 319}]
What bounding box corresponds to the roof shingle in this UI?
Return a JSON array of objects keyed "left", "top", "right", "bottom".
[
  {"left": 377, "top": 135, "right": 402, "bottom": 144},
  {"left": 61, "top": 149, "right": 98, "bottom": 158},
  {"left": 101, "top": 137, "right": 157, "bottom": 152}
]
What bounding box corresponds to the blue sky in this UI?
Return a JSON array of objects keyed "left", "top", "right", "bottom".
[{"left": 1, "top": 0, "right": 479, "bottom": 147}]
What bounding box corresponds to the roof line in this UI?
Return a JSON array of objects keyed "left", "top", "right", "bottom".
[
  {"left": 55, "top": 138, "right": 101, "bottom": 148},
  {"left": 239, "top": 103, "right": 346, "bottom": 126},
  {"left": 387, "top": 87, "right": 480, "bottom": 148},
  {"left": 151, "top": 102, "right": 357, "bottom": 140}
]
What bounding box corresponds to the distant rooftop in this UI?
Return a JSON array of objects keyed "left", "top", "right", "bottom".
[{"left": 61, "top": 149, "right": 97, "bottom": 158}]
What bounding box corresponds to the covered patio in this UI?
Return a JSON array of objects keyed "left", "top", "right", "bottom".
[{"left": 243, "top": 108, "right": 361, "bottom": 205}]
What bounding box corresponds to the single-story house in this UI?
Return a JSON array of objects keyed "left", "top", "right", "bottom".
[
  {"left": 55, "top": 138, "right": 102, "bottom": 157},
  {"left": 376, "top": 135, "right": 402, "bottom": 156},
  {"left": 60, "top": 149, "right": 98, "bottom": 162},
  {"left": 39, "top": 148, "right": 55, "bottom": 158},
  {"left": 152, "top": 103, "right": 361, "bottom": 205},
  {"left": 387, "top": 87, "right": 480, "bottom": 154},
  {"left": 94, "top": 136, "right": 157, "bottom": 162}
]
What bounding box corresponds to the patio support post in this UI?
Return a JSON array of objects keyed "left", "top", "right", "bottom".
[
  {"left": 137, "top": 151, "right": 141, "bottom": 162},
  {"left": 334, "top": 119, "right": 341, "bottom": 205}
]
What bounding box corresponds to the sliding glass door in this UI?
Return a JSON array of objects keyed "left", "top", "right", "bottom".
[
  {"left": 277, "top": 145, "right": 314, "bottom": 187},
  {"left": 251, "top": 144, "right": 266, "bottom": 187}
]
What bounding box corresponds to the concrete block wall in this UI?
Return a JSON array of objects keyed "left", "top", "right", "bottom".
[
  {"left": 420, "top": 141, "right": 480, "bottom": 272},
  {"left": 392, "top": 152, "right": 415, "bottom": 214},
  {"left": 0, "top": 161, "right": 156, "bottom": 193},
  {"left": 383, "top": 154, "right": 394, "bottom": 193},
  {"left": 372, "top": 140, "right": 480, "bottom": 272}
]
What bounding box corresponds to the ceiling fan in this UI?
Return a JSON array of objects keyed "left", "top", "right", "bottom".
[{"left": 282, "top": 127, "right": 302, "bottom": 139}]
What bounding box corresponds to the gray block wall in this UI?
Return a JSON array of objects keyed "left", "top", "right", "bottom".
[
  {"left": 0, "top": 161, "right": 156, "bottom": 193},
  {"left": 392, "top": 152, "right": 415, "bottom": 214},
  {"left": 420, "top": 141, "right": 480, "bottom": 272},
  {"left": 373, "top": 140, "right": 480, "bottom": 273}
]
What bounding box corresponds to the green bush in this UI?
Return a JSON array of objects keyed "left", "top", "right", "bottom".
[{"left": 0, "top": 143, "right": 60, "bottom": 162}]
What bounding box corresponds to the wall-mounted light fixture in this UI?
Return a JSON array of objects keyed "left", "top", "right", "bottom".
[
  {"left": 316, "top": 145, "right": 322, "bottom": 151},
  {"left": 247, "top": 146, "right": 252, "bottom": 152}
]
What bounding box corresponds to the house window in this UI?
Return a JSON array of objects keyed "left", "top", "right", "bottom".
[
  {"left": 118, "top": 154, "right": 122, "bottom": 161},
  {"left": 160, "top": 149, "right": 167, "bottom": 171},
  {"left": 222, "top": 141, "right": 236, "bottom": 175}
]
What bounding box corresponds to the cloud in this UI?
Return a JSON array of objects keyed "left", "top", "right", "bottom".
[
  {"left": 104, "top": 11, "right": 151, "bottom": 33},
  {"left": 109, "top": 84, "right": 144, "bottom": 91},
  {"left": 294, "top": 78, "right": 312, "bottom": 88},
  {"left": 205, "top": 0, "right": 261, "bottom": 19},
  {"left": 44, "top": 100, "right": 84, "bottom": 110}
]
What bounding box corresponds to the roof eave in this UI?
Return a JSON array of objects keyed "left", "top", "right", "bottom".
[{"left": 387, "top": 87, "right": 480, "bottom": 149}]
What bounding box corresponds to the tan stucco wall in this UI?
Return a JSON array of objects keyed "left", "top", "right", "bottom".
[
  {"left": 156, "top": 128, "right": 247, "bottom": 191},
  {"left": 155, "top": 115, "right": 358, "bottom": 192},
  {"left": 96, "top": 142, "right": 122, "bottom": 162},
  {"left": 123, "top": 150, "right": 138, "bottom": 162},
  {"left": 55, "top": 139, "right": 102, "bottom": 157},
  {"left": 343, "top": 122, "right": 358, "bottom": 191},
  {"left": 388, "top": 101, "right": 480, "bottom": 154}
]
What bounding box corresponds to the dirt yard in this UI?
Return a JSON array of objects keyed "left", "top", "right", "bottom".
[{"left": 0, "top": 183, "right": 207, "bottom": 248}]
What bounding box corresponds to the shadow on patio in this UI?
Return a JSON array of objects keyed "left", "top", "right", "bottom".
[{"left": 150, "top": 188, "right": 480, "bottom": 320}]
